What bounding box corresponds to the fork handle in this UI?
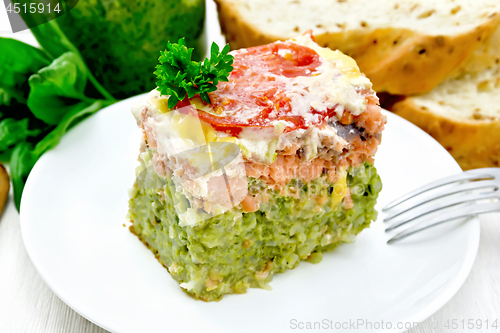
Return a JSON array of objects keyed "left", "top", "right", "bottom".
[
  {"left": 383, "top": 168, "right": 497, "bottom": 211},
  {"left": 388, "top": 201, "right": 500, "bottom": 244}
]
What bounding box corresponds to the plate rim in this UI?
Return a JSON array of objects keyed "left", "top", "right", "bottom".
[{"left": 19, "top": 96, "right": 480, "bottom": 333}]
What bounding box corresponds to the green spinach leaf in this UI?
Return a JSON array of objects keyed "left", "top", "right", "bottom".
[
  {"left": 10, "top": 141, "right": 37, "bottom": 211},
  {"left": 11, "top": 101, "right": 103, "bottom": 210},
  {"left": 29, "top": 21, "right": 116, "bottom": 101},
  {"left": 32, "top": 100, "right": 103, "bottom": 157},
  {"left": 27, "top": 52, "right": 97, "bottom": 125},
  {"left": 0, "top": 37, "right": 51, "bottom": 107},
  {"left": 0, "top": 118, "right": 42, "bottom": 152},
  {"left": 29, "top": 21, "right": 74, "bottom": 60},
  {"left": 2, "top": 23, "right": 118, "bottom": 211}
]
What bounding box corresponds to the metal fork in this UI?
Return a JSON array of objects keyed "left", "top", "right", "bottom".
[{"left": 383, "top": 168, "right": 500, "bottom": 244}]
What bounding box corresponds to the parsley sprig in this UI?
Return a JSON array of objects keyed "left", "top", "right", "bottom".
[{"left": 154, "top": 38, "right": 234, "bottom": 109}]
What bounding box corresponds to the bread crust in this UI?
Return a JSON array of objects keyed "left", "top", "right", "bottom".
[
  {"left": 214, "top": 0, "right": 500, "bottom": 95},
  {"left": 391, "top": 99, "right": 500, "bottom": 170},
  {"left": 214, "top": 0, "right": 279, "bottom": 49}
]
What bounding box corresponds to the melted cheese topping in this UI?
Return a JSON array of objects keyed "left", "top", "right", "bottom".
[
  {"left": 287, "top": 34, "right": 371, "bottom": 117},
  {"left": 204, "top": 34, "right": 372, "bottom": 129}
]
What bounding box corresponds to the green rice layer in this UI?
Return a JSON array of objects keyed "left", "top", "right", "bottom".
[{"left": 128, "top": 151, "right": 382, "bottom": 301}]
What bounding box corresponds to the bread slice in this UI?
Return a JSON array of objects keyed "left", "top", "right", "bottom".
[
  {"left": 391, "top": 66, "right": 500, "bottom": 170},
  {"left": 214, "top": 0, "right": 500, "bottom": 95}
]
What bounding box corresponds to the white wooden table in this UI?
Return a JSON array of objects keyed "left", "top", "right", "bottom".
[{"left": 1, "top": 192, "right": 499, "bottom": 332}]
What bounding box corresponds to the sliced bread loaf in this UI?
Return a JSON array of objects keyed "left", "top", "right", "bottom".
[
  {"left": 215, "top": 0, "right": 500, "bottom": 95},
  {"left": 391, "top": 66, "right": 500, "bottom": 170}
]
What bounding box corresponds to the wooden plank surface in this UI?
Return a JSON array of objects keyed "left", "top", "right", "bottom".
[{"left": 1, "top": 194, "right": 499, "bottom": 332}]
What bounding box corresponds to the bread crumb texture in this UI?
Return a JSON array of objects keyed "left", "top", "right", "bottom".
[
  {"left": 215, "top": 0, "right": 500, "bottom": 95},
  {"left": 392, "top": 66, "right": 500, "bottom": 170}
]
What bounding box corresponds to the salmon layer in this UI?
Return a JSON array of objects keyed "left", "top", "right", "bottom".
[{"left": 244, "top": 126, "right": 381, "bottom": 189}]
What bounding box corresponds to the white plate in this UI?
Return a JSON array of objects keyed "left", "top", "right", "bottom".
[{"left": 20, "top": 95, "right": 479, "bottom": 333}]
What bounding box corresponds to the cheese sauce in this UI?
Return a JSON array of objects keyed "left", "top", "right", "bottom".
[{"left": 195, "top": 34, "right": 372, "bottom": 136}]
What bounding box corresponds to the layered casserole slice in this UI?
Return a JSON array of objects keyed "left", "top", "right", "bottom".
[{"left": 128, "top": 34, "right": 385, "bottom": 301}]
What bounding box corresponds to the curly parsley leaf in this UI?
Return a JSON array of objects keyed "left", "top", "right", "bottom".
[{"left": 154, "top": 38, "right": 233, "bottom": 109}]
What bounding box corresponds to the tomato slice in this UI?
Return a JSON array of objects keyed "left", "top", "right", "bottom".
[{"left": 193, "top": 41, "right": 324, "bottom": 136}]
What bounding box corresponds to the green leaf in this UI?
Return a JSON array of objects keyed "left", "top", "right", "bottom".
[
  {"left": 11, "top": 141, "right": 37, "bottom": 211},
  {"left": 0, "top": 118, "right": 42, "bottom": 153},
  {"left": 29, "top": 21, "right": 116, "bottom": 101},
  {"left": 11, "top": 101, "right": 103, "bottom": 211},
  {"left": 154, "top": 39, "right": 234, "bottom": 108},
  {"left": 0, "top": 37, "right": 51, "bottom": 108},
  {"left": 29, "top": 21, "right": 74, "bottom": 60},
  {"left": 27, "top": 52, "right": 95, "bottom": 125},
  {"left": 32, "top": 100, "right": 103, "bottom": 157}
]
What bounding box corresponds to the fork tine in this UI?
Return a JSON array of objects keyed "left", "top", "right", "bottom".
[
  {"left": 387, "top": 201, "right": 500, "bottom": 244},
  {"left": 385, "top": 191, "right": 500, "bottom": 231},
  {"left": 382, "top": 169, "right": 495, "bottom": 211},
  {"left": 384, "top": 180, "right": 499, "bottom": 222}
]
